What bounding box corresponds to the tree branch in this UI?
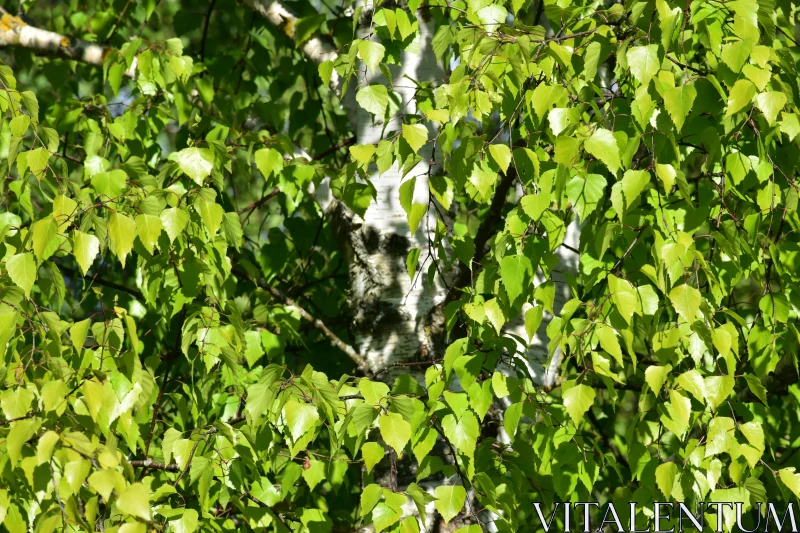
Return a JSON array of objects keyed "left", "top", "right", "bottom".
[
  {"left": 238, "top": 187, "right": 280, "bottom": 215},
  {"left": 129, "top": 459, "right": 180, "bottom": 472},
  {"left": 234, "top": 267, "right": 371, "bottom": 374},
  {"left": 58, "top": 264, "right": 144, "bottom": 299},
  {"left": 0, "top": 12, "right": 135, "bottom": 76},
  {"left": 446, "top": 167, "right": 517, "bottom": 303}
]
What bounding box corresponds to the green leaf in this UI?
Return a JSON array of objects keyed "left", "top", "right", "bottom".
[
  {"left": 108, "top": 212, "right": 136, "bottom": 267},
  {"left": 704, "top": 375, "right": 734, "bottom": 410},
  {"left": 88, "top": 469, "right": 122, "bottom": 501},
  {"left": 668, "top": 283, "right": 702, "bottom": 323},
  {"left": 283, "top": 400, "right": 318, "bottom": 442},
  {"left": 584, "top": 128, "right": 620, "bottom": 174},
  {"left": 434, "top": 485, "right": 466, "bottom": 523},
  {"left": 0, "top": 387, "right": 34, "bottom": 419},
  {"left": 222, "top": 213, "right": 243, "bottom": 250},
  {"left": 484, "top": 297, "right": 505, "bottom": 334},
  {"left": 595, "top": 324, "right": 624, "bottom": 367},
  {"left": 655, "top": 462, "right": 679, "bottom": 499},
  {"left": 608, "top": 274, "right": 637, "bottom": 325},
  {"left": 361, "top": 442, "right": 385, "bottom": 474},
  {"left": 524, "top": 306, "right": 543, "bottom": 342},
  {"left": 468, "top": 160, "right": 497, "bottom": 199},
  {"left": 194, "top": 198, "right": 224, "bottom": 238},
  {"left": 319, "top": 60, "right": 333, "bottom": 86},
  {"left": 52, "top": 194, "right": 78, "bottom": 232},
  {"left": 781, "top": 113, "right": 800, "bottom": 141},
  {"left": 361, "top": 484, "right": 383, "bottom": 517},
  {"left": 10, "top": 115, "right": 30, "bottom": 137},
  {"left": 500, "top": 254, "right": 533, "bottom": 304},
  {"left": 174, "top": 147, "right": 215, "bottom": 186},
  {"left": 7, "top": 419, "right": 41, "bottom": 465},
  {"left": 725, "top": 79, "right": 756, "bottom": 117},
  {"left": 254, "top": 148, "right": 284, "bottom": 180},
  {"left": 566, "top": 173, "right": 606, "bottom": 222},
  {"left": 373, "top": 492, "right": 406, "bottom": 532},
  {"left": 402, "top": 124, "right": 428, "bottom": 154},
  {"left": 294, "top": 13, "right": 327, "bottom": 46},
  {"left": 705, "top": 416, "right": 735, "bottom": 457},
  {"left": 743, "top": 374, "right": 768, "bottom": 404},
  {"left": 91, "top": 169, "right": 128, "bottom": 198},
  {"left": 563, "top": 384, "right": 595, "bottom": 425},
  {"left": 488, "top": 144, "right": 511, "bottom": 174},
  {"left": 627, "top": 45, "right": 660, "bottom": 87},
  {"left": 160, "top": 208, "right": 190, "bottom": 243},
  {"left": 170, "top": 510, "right": 199, "bottom": 533},
  {"left": 358, "top": 40, "right": 386, "bottom": 73},
  {"left": 359, "top": 378, "right": 390, "bottom": 405},
  {"left": 610, "top": 170, "right": 650, "bottom": 218},
  {"left": 677, "top": 370, "right": 706, "bottom": 403},
  {"left": 662, "top": 83, "right": 697, "bottom": 131},
  {"left": 41, "top": 380, "right": 68, "bottom": 414},
  {"left": 26, "top": 147, "right": 50, "bottom": 178},
  {"left": 356, "top": 85, "right": 389, "bottom": 116},
  {"left": 350, "top": 144, "right": 375, "bottom": 166},
  {"left": 135, "top": 214, "right": 163, "bottom": 254},
  {"left": 740, "top": 421, "right": 764, "bottom": 451},
  {"left": 644, "top": 364, "right": 671, "bottom": 396},
  {"left": 655, "top": 163, "right": 676, "bottom": 193},
  {"left": 755, "top": 91, "right": 787, "bottom": 126},
  {"left": 116, "top": 482, "right": 152, "bottom": 521},
  {"left": 73, "top": 231, "right": 100, "bottom": 276},
  {"left": 406, "top": 248, "right": 421, "bottom": 279},
  {"left": 779, "top": 468, "right": 800, "bottom": 499},
  {"left": 379, "top": 412, "right": 411, "bottom": 455},
  {"left": 407, "top": 483, "right": 435, "bottom": 524},
  {"left": 31, "top": 216, "right": 57, "bottom": 262},
  {"left": 441, "top": 411, "right": 479, "bottom": 457},
  {"left": 6, "top": 253, "right": 37, "bottom": 297}
]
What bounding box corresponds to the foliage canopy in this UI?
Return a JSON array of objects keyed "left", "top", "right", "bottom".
[{"left": 2, "top": 0, "right": 800, "bottom": 531}]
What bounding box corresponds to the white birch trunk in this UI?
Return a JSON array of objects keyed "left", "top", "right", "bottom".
[
  {"left": 0, "top": 13, "right": 136, "bottom": 76},
  {"left": 336, "top": 15, "right": 447, "bottom": 374}
]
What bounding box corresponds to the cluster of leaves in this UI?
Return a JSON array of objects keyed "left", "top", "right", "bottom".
[{"left": 4, "top": 0, "right": 800, "bottom": 531}]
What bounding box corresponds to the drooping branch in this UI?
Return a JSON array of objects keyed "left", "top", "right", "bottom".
[{"left": 0, "top": 12, "right": 135, "bottom": 76}]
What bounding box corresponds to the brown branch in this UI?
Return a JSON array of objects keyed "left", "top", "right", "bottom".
[
  {"left": 134, "top": 415, "right": 246, "bottom": 474},
  {"left": 238, "top": 187, "right": 280, "bottom": 215},
  {"left": 612, "top": 223, "right": 649, "bottom": 272},
  {"left": 59, "top": 264, "right": 144, "bottom": 299},
  {"left": 446, "top": 167, "right": 518, "bottom": 303},
  {"left": 312, "top": 136, "right": 356, "bottom": 161},
  {"left": 234, "top": 267, "right": 371, "bottom": 374},
  {"left": 665, "top": 55, "right": 706, "bottom": 75},
  {"left": 199, "top": 0, "right": 218, "bottom": 63},
  {"left": 143, "top": 309, "right": 186, "bottom": 459}
]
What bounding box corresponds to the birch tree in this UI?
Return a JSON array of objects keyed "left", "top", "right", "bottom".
[{"left": 2, "top": 0, "right": 800, "bottom": 532}]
